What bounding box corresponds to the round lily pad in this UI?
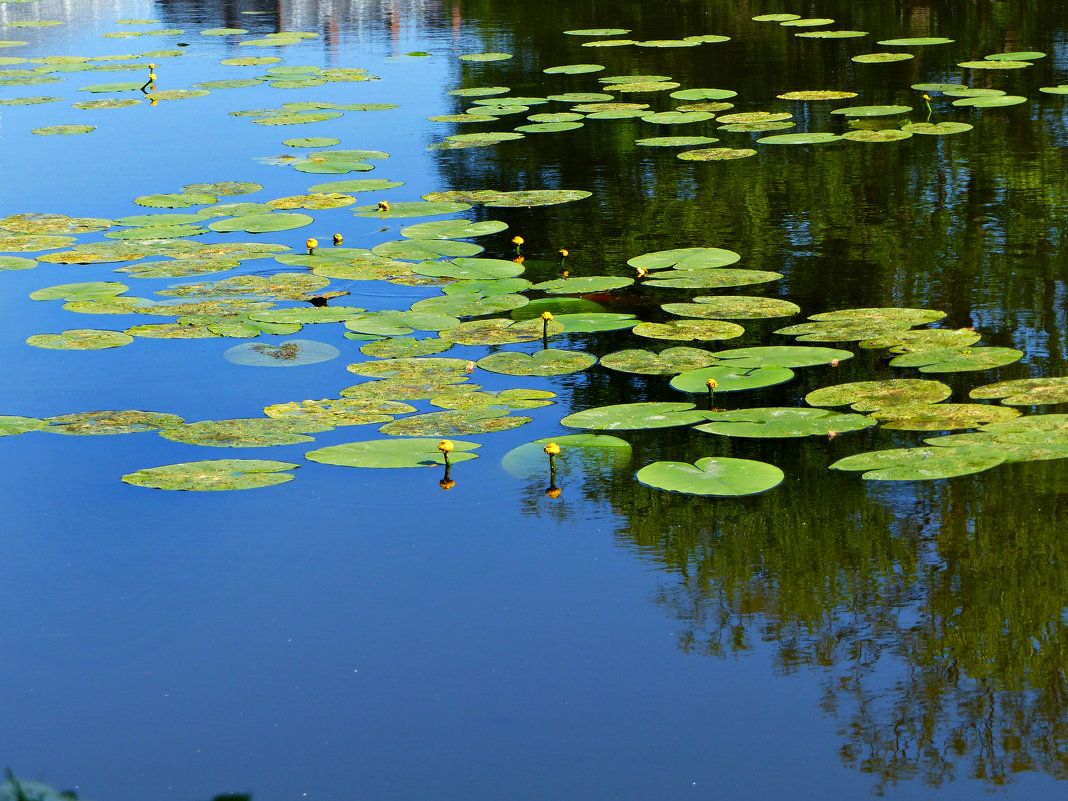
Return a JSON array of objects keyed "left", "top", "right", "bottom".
[
  {"left": 600, "top": 347, "right": 720, "bottom": 375},
  {"left": 901, "top": 122, "right": 973, "bottom": 135},
  {"left": 380, "top": 409, "right": 529, "bottom": 436},
  {"left": 636, "top": 457, "right": 783, "bottom": 496},
  {"left": 501, "top": 434, "right": 631, "bottom": 479},
  {"left": 696, "top": 407, "right": 875, "bottom": 438},
  {"left": 411, "top": 293, "right": 527, "bottom": 317},
  {"left": 663, "top": 296, "right": 800, "bottom": 319},
  {"left": 851, "top": 53, "right": 914, "bottom": 63},
  {"left": 373, "top": 239, "right": 483, "bottom": 260},
  {"left": 32, "top": 124, "right": 95, "bottom": 135},
  {"left": 562, "top": 401, "right": 706, "bottom": 430},
  {"left": 889, "top": 346, "right": 1023, "bottom": 373},
  {"left": 223, "top": 339, "right": 339, "bottom": 366},
  {"left": 830, "top": 446, "right": 1003, "bottom": 480},
  {"left": 476, "top": 348, "right": 596, "bottom": 376},
  {"left": 859, "top": 328, "right": 981, "bottom": 352},
  {"left": 543, "top": 63, "right": 604, "bottom": 74},
  {"left": 678, "top": 148, "right": 758, "bottom": 161},
  {"left": 870, "top": 403, "right": 1021, "bottom": 431},
  {"left": 0, "top": 256, "right": 36, "bottom": 270},
  {"left": 806, "top": 379, "right": 952, "bottom": 411},
  {"left": 122, "top": 459, "right": 298, "bottom": 490},
  {"left": 756, "top": 133, "right": 842, "bottom": 144},
  {"left": 878, "top": 37, "right": 954, "bottom": 46},
  {"left": 159, "top": 417, "right": 330, "bottom": 447},
  {"left": 630, "top": 247, "right": 741, "bottom": 271},
  {"left": 564, "top": 29, "right": 631, "bottom": 36},
  {"left": 27, "top": 329, "right": 134, "bottom": 350},
  {"left": 953, "top": 95, "right": 1027, "bottom": 108},
  {"left": 306, "top": 437, "right": 479, "bottom": 468},
  {"left": 831, "top": 105, "right": 912, "bottom": 117},
  {"left": 135, "top": 192, "right": 217, "bottom": 208},
  {"left": 636, "top": 136, "right": 719, "bottom": 147},
  {"left": 430, "top": 389, "right": 555, "bottom": 411},
  {"left": 400, "top": 219, "right": 508, "bottom": 240},
  {"left": 970, "top": 377, "right": 1068, "bottom": 406},
  {"left": 633, "top": 319, "right": 745, "bottom": 341},
  {"left": 439, "top": 318, "right": 560, "bottom": 346},
  {"left": 30, "top": 281, "right": 128, "bottom": 301},
  {"left": 670, "top": 365, "right": 795, "bottom": 394},
  {"left": 711, "top": 345, "right": 853, "bottom": 368},
  {"left": 459, "top": 52, "right": 512, "bottom": 62},
  {"left": 532, "top": 276, "right": 633, "bottom": 294},
  {"left": 264, "top": 398, "right": 416, "bottom": 426},
  {"left": 843, "top": 129, "right": 913, "bottom": 142}
]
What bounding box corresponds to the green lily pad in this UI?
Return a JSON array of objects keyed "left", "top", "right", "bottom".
[
  {"left": 342, "top": 377, "right": 474, "bottom": 402},
  {"left": 641, "top": 111, "right": 715, "bottom": 124},
  {"left": 223, "top": 339, "right": 339, "bottom": 366},
  {"left": 122, "top": 459, "right": 298, "bottom": 490},
  {"left": 780, "top": 18, "right": 835, "bottom": 27},
  {"left": 831, "top": 105, "right": 912, "bottom": 117},
  {"left": 636, "top": 136, "right": 719, "bottom": 147},
  {"left": 696, "top": 407, "right": 875, "bottom": 438},
  {"left": 711, "top": 345, "right": 853, "bottom": 368},
  {"left": 0, "top": 416, "right": 48, "bottom": 436},
  {"left": 830, "top": 446, "right": 1003, "bottom": 481},
  {"left": 207, "top": 213, "right": 314, "bottom": 233},
  {"left": 878, "top": 37, "right": 954, "bottom": 46},
  {"left": 543, "top": 63, "right": 604, "bottom": 74},
  {"left": 670, "top": 365, "right": 795, "bottom": 394},
  {"left": 565, "top": 28, "right": 632, "bottom": 36},
  {"left": 380, "top": 408, "right": 530, "bottom": 436},
  {"left": 247, "top": 307, "right": 364, "bottom": 325},
  {"left": 439, "top": 318, "right": 562, "bottom": 345},
  {"left": 509, "top": 297, "right": 601, "bottom": 316},
  {"left": 183, "top": 181, "right": 261, "bottom": 197},
  {"left": 777, "top": 90, "right": 858, "bottom": 101},
  {"left": 1039, "top": 85, "right": 1068, "bottom": 95},
  {"left": 46, "top": 409, "right": 184, "bottom": 435},
  {"left": 135, "top": 192, "right": 217, "bottom": 208},
  {"left": 678, "top": 147, "right": 758, "bottom": 161},
  {"left": 359, "top": 338, "right": 454, "bottom": 358},
  {"left": 987, "top": 51, "right": 1045, "bottom": 61},
  {"left": 0, "top": 95, "right": 61, "bottom": 105},
  {"left": 501, "top": 434, "right": 631, "bottom": 479},
  {"left": 263, "top": 398, "right": 416, "bottom": 426},
  {"left": 663, "top": 296, "right": 800, "bottom": 319},
  {"left": 852, "top": 53, "right": 914, "bottom": 63},
  {"left": 477, "top": 348, "right": 596, "bottom": 376},
  {"left": 30, "top": 281, "right": 128, "bottom": 301},
  {"left": 306, "top": 437, "right": 479, "bottom": 468},
  {"left": 600, "top": 347, "right": 720, "bottom": 375},
  {"left": 78, "top": 81, "right": 143, "bottom": 93},
  {"left": 805, "top": 379, "right": 952, "bottom": 411},
  {"left": 125, "top": 323, "right": 220, "bottom": 339},
  {"left": 952, "top": 95, "right": 1027, "bottom": 108},
  {"left": 550, "top": 313, "right": 638, "bottom": 333},
  {"left": 311, "top": 179, "right": 404, "bottom": 194},
  {"left": 72, "top": 98, "right": 142, "bottom": 109},
  {"left": 859, "top": 328, "right": 981, "bottom": 352},
  {"left": 353, "top": 201, "right": 470, "bottom": 218},
  {"left": 372, "top": 239, "right": 483, "bottom": 260},
  {"left": 26, "top": 329, "right": 134, "bottom": 350},
  {"left": 32, "top": 124, "right": 95, "bottom": 135},
  {"left": 459, "top": 52, "right": 512, "bottom": 62},
  {"left": 889, "top": 346, "right": 1023, "bottom": 373},
  {"left": 870, "top": 403, "right": 1021, "bottom": 431},
  {"left": 900, "top": 122, "right": 974, "bottom": 135},
  {"left": 347, "top": 356, "right": 472, "bottom": 381},
  {"left": 843, "top": 129, "right": 913, "bottom": 142},
  {"left": 433, "top": 132, "right": 526, "bottom": 150},
  {"left": 345, "top": 310, "right": 461, "bottom": 336},
  {"left": 756, "top": 133, "right": 842, "bottom": 144},
  {"left": 447, "top": 278, "right": 534, "bottom": 297},
  {"left": 795, "top": 30, "right": 868, "bottom": 39},
  {"left": 411, "top": 293, "right": 528, "bottom": 317},
  {"left": 514, "top": 122, "right": 584, "bottom": 133},
  {"left": 775, "top": 320, "right": 915, "bottom": 342},
  {"left": 636, "top": 457, "right": 783, "bottom": 496},
  {"left": 527, "top": 113, "right": 586, "bottom": 123},
  {"left": 925, "top": 432, "right": 1068, "bottom": 462},
  {"left": 0, "top": 256, "right": 36, "bottom": 270},
  {"left": 970, "top": 377, "right": 1068, "bottom": 405},
  {"left": 811, "top": 307, "right": 946, "bottom": 325},
  {"left": 633, "top": 319, "right": 745, "bottom": 341},
  {"left": 579, "top": 40, "right": 637, "bottom": 47},
  {"left": 958, "top": 60, "right": 1030, "bottom": 70},
  {"left": 400, "top": 219, "right": 508, "bottom": 240},
  {"left": 430, "top": 389, "right": 555, "bottom": 411},
  {"left": 562, "top": 401, "right": 706, "bottom": 430},
  {"left": 159, "top": 417, "right": 330, "bottom": 447},
  {"left": 532, "top": 276, "right": 633, "bottom": 294}
]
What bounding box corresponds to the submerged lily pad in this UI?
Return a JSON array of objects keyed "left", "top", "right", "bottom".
[
  {"left": 224, "top": 339, "right": 339, "bottom": 366},
  {"left": 26, "top": 329, "right": 134, "bottom": 350},
  {"left": 970, "top": 377, "right": 1068, "bottom": 406},
  {"left": 476, "top": 348, "right": 596, "bottom": 376},
  {"left": 636, "top": 457, "right": 783, "bottom": 496},
  {"left": 697, "top": 407, "right": 875, "bottom": 438},
  {"left": 562, "top": 401, "right": 706, "bottom": 430},
  {"left": 830, "top": 446, "right": 1003, "bottom": 480},
  {"left": 122, "top": 459, "right": 298, "bottom": 490},
  {"left": 806, "top": 379, "right": 952, "bottom": 411},
  {"left": 305, "top": 437, "right": 480, "bottom": 468}
]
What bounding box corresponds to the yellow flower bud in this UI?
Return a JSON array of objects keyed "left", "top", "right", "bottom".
[
  {"left": 512, "top": 235, "right": 524, "bottom": 246},
  {"left": 558, "top": 248, "right": 568, "bottom": 258},
  {"left": 148, "top": 73, "right": 156, "bottom": 81},
  {"left": 541, "top": 311, "right": 554, "bottom": 321},
  {"left": 305, "top": 238, "right": 318, "bottom": 254},
  {"left": 438, "top": 440, "right": 454, "bottom": 454},
  {"left": 636, "top": 266, "right": 649, "bottom": 278},
  {"left": 706, "top": 378, "right": 718, "bottom": 389},
  {"left": 543, "top": 442, "right": 560, "bottom": 456},
  {"left": 377, "top": 200, "right": 390, "bottom": 211}
]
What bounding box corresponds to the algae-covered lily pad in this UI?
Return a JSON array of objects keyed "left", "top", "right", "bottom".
[
  {"left": 346, "top": 356, "right": 472, "bottom": 381},
  {"left": 532, "top": 276, "right": 633, "bottom": 294},
  {"left": 0, "top": 256, "right": 36, "bottom": 270},
  {"left": 562, "top": 401, "right": 706, "bottom": 430},
  {"left": 678, "top": 147, "right": 757, "bottom": 161},
  {"left": 628, "top": 247, "right": 740, "bottom": 270},
  {"left": 307, "top": 437, "right": 480, "bottom": 468},
  {"left": 901, "top": 122, "right": 974, "bottom": 135},
  {"left": 434, "top": 132, "right": 525, "bottom": 149},
  {"left": 859, "top": 327, "right": 981, "bottom": 352},
  {"left": 636, "top": 136, "right": 719, "bottom": 147},
  {"left": 600, "top": 347, "right": 720, "bottom": 375},
  {"left": 372, "top": 239, "right": 483, "bottom": 260},
  {"left": 843, "top": 129, "right": 913, "bottom": 142},
  {"left": 477, "top": 348, "right": 596, "bottom": 376},
  {"left": 33, "top": 124, "right": 95, "bottom": 135},
  {"left": 870, "top": 403, "right": 1021, "bottom": 431},
  {"left": 970, "top": 377, "right": 1068, "bottom": 406},
  {"left": 810, "top": 307, "right": 946, "bottom": 325},
  {"left": 439, "top": 318, "right": 562, "bottom": 345},
  {"left": 889, "top": 346, "right": 1023, "bottom": 373},
  {"left": 757, "top": 132, "right": 841, "bottom": 144},
  {"left": 670, "top": 365, "right": 794, "bottom": 394},
  {"left": 159, "top": 417, "right": 331, "bottom": 447},
  {"left": 636, "top": 457, "right": 783, "bottom": 496},
  {"left": 643, "top": 269, "right": 781, "bottom": 290},
  {"left": 696, "top": 407, "right": 875, "bottom": 438},
  {"left": 224, "top": 339, "right": 339, "bottom": 366},
  {"left": 830, "top": 446, "right": 1002, "bottom": 480},
  {"left": 46, "top": 409, "right": 184, "bottom": 435},
  {"left": 27, "top": 329, "right": 134, "bottom": 350},
  {"left": 359, "top": 337, "right": 453, "bottom": 358},
  {"left": 135, "top": 192, "right": 217, "bottom": 208},
  {"left": 633, "top": 319, "right": 745, "bottom": 341},
  {"left": 663, "top": 296, "right": 800, "bottom": 319},
  {"left": 430, "top": 389, "right": 555, "bottom": 411},
  {"left": 878, "top": 37, "right": 954, "bottom": 46},
  {"left": 459, "top": 52, "right": 512, "bottom": 62},
  {"left": 122, "top": 459, "right": 298, "bottom": 490},
  {"left": 805, "top": 379, "right": 952, "bottom": 411},
  {"left": 411, "top": 293, "right": 527, "bottom": 317},
  {"left": 380, "top": 408, "right": 530, "bottom": 436},
  {"left": 264, "top": 398, "right": 416, "bottom": 426},
  {"left": 353, "top": 200, "right": 469, "bottom": 218},
  {"left": 851, "top": 53, "right": 914, "bottom": 63}
]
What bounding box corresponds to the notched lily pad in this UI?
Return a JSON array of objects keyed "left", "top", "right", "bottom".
[
  {"left": 633, "top": 319, "right": 745, "bottom": 341},
  {"left": 562, "top": 401, "right": 706, "bottom": 430},
  {"left": 889, "top": 346, "right": 1023, "bottom": 373},
  {"left": 636, "top": 457, "right": 784, "bottom": 496},
  {"left": 670, "top": 365, "right": 795, "bottom": 394},
  {"left": 159, "top": 417, "right": 330, "bottom": 447},
  {"left": 869, "top": 403, "right": 1021, "bottom": 431},
  {"left": 477, "top": 348, "right": 596, "bottom": 376},
  {"left": 696, "top": 407, "right": 875, "bottom": 438},
  {"left": 830, "top": 446, "right": 1002, "bottom": 480},
  {"left": 600, "top": 347, "right": 720, "bottom": 375}
]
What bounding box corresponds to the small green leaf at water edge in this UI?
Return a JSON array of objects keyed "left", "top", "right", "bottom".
[
  {"left": 889, "top": 346, "right": 1023, "bottom": 373},
  {"left": 868, "top": 403, "right": 1021, "bottom": 431},
  {"left": 970, "top": 377, "right": 1068, "bottom": 405},
  {"left": 696, "top": 407, "right": 875, "bottom": 438},
  {"left": 830, "top": 446, "right": 1004, "bottom": 481},
  {"left": 223, "top": 339, "right": 340, "bottom": 367},
  {"left": 806, "top": 379, "right": 952, "bottom": 411},
  {"left": 600, "top": 347, "right": 720, "bottom": 375},
  {"left": 636, "top": 457, "right": 784, "bottom": 497},
  {"left": 670, "top": 365, "right": 795, "bottom": 394},
  {"left": 306, "top": 438, "right": 480, "bottom": 468},
  {"left": 27, "top": 329, "right": 134, "bottom": 350},
  {"left": 562, "top": 402, "right": 707, "bottom": 431},
  {"left": 122, "top": 459, "right": 299, "bottom": 490},
  {"left": 477, "top": 348, "right": 596, "bottom": 376}
]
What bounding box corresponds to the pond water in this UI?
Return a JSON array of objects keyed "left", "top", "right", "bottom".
[{"left": 3, "top": 0, "right": 1068, "bottom": 799}]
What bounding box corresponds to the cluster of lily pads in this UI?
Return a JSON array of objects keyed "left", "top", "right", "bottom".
[{"left": 4, "top": 10, "right": 1068, "bottom": 496}]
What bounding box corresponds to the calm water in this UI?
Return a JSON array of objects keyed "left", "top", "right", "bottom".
[{"left": 2, "top": 1, "right": 1068, "bottom": 799}]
